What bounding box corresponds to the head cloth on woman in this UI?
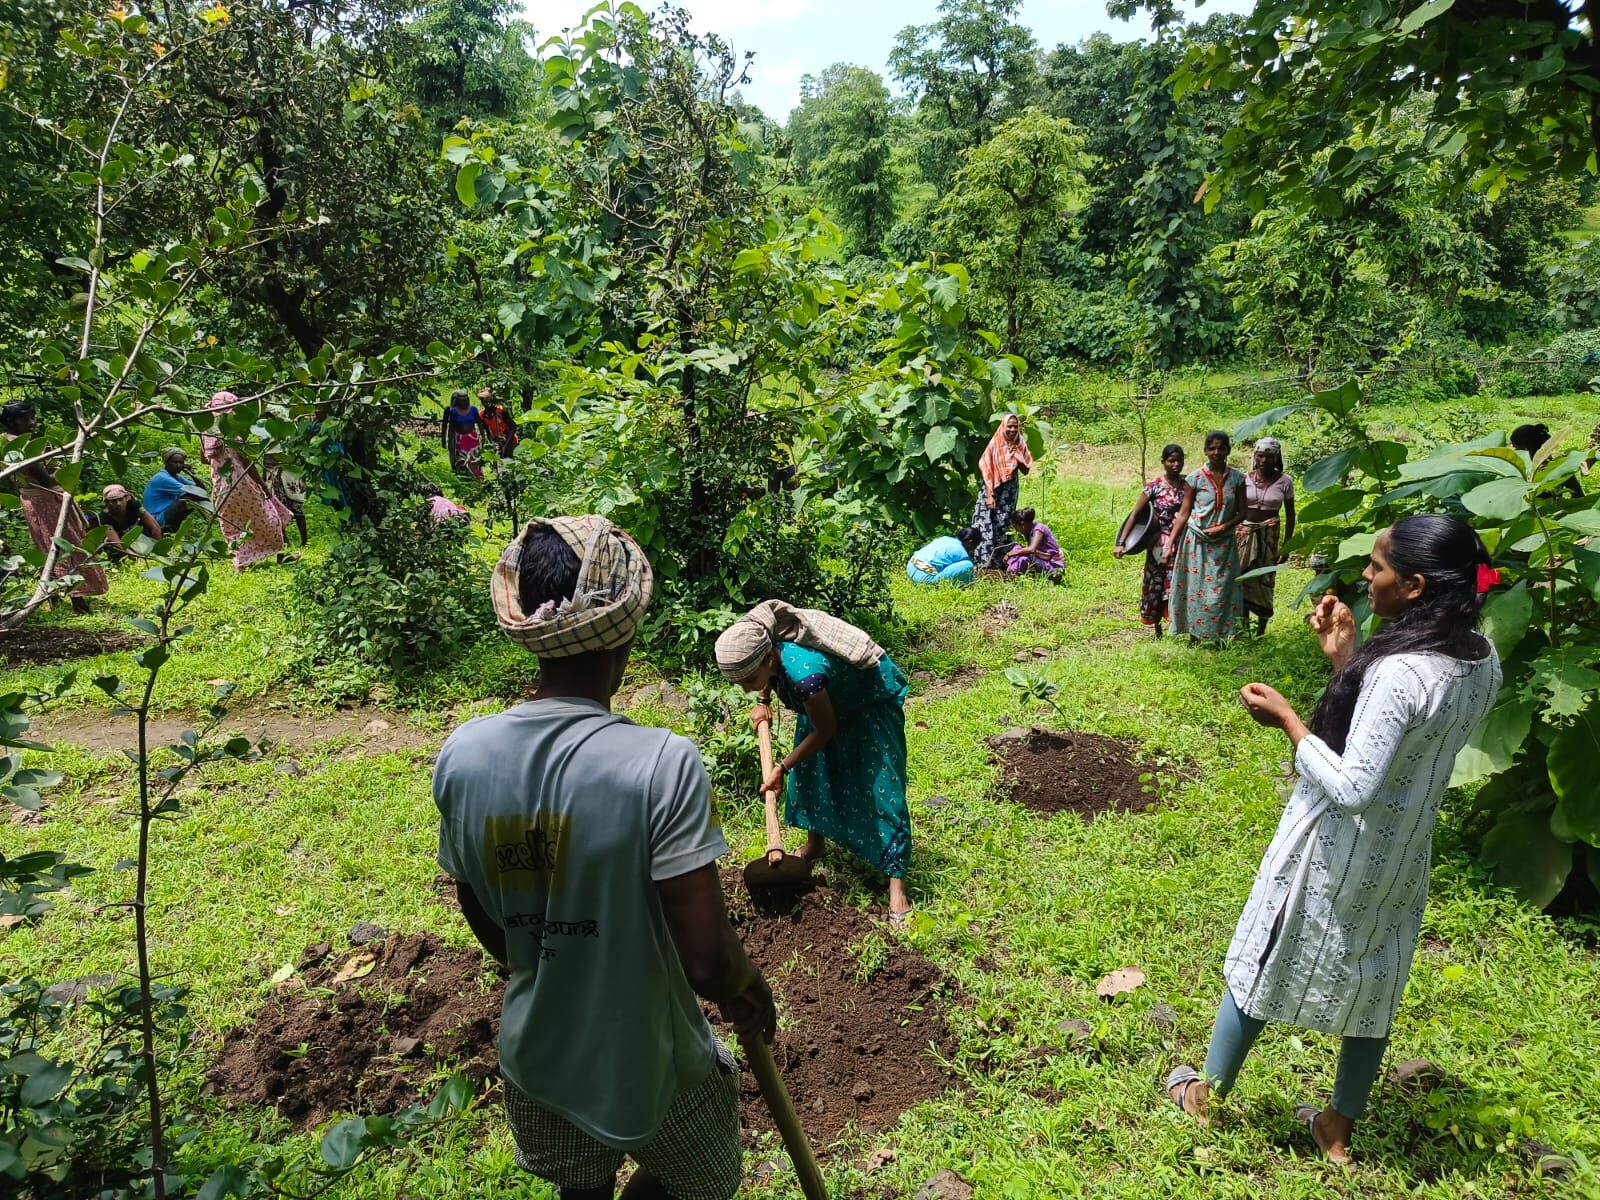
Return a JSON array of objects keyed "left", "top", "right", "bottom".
[
  {"left": 490, "top": 514, "right": 653, "bottom": 656},
  {"left": 978, "top": 414, "right": 1033, "bottom": 501},
  {"left": 715, "top": 599, "right": 884, "bottom": 682}
]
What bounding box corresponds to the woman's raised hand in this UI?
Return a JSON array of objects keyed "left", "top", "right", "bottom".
[
  {"left": 749, "top": 701, "right": 772, "bottom": 730},
  {"left": 1307, "top": 594, "right": 1357, "bottom": 669},
  {"left": 1239, "top": 682, "right": 1293, "bottom": 730}
]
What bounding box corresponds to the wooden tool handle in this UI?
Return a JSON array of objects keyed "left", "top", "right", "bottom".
[
  {"left": 756, "top": 716, "right": 784, "bottom": 860},
  {"left": 740, "top": 1032, "right": 828, "bottom": 1200}
]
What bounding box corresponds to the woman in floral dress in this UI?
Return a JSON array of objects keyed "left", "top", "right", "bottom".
[
  {"left": 1115, "top": 443, "right": 1186, "bottom": 636},
  {"left": 202, "top": 391, "right": 295, "bottom": 570},
  {"left": 1168, "top": 431, "right": 1247, "bottom": 643},
  {"left": 1, "top": 400, "right": 108, "bottom": 612}
]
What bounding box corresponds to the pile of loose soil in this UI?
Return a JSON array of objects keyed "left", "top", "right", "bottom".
[
  {"left": 0, "top": 625, "right": 139, "bottom": 666},
  {"left": 211, "top": 874, "right": 962, "bottom": 1145},
  {"left": 208, "top": 933, "right": 502, "bottom": 1128},
  {"left": 717, "top": 867, "right": 961, "bottom": 1143},
  {"left": 987, "top": 726, "right": 1153, "bottom": 818}
]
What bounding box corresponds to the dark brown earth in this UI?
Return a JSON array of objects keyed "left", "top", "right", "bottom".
[
  {"left": 210, "top": 873, "right": 962, "bottom": 1146},
  {"left": 207, "top": 933, "right": 502, "bottom": 1129},
  {"left": 987, "top": 726, "right": 1154, "bottom": 818},
  {"left": 0, "top": 624, "right": 139, "bottom": 666},
  {"left": 716, "top": 867, "right": 961, "bottom": 1143}
]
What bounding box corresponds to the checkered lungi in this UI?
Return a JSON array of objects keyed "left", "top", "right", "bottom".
[{"left": 502, "top": 1041, "right": 742, "bottom": 1200}]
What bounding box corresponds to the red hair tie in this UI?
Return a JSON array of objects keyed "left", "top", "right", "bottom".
[{"left": 1475, "top": 564, "right": 1500, "bottom": 594}]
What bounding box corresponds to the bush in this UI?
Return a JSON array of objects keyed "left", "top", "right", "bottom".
[
  {"left": 1509, "top": 328, "right": 1600, "bottom": 396},
  {"left": 0, "top": 977, "right": 188, "bottom": 1196},
  {"left": 292, "top": 495, "right": 494, "bottom": 683}
]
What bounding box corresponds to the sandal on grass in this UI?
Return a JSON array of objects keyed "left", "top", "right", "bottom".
[
  {"left": 887, "top": 909, "right": 914, "bottom": 931},
  {"left": 1293, "top": 1103, "right": 1352, "bottom": 1166},
  {"left": 1164, "top": 1065, "right": 1211, "bottom": 1127}
]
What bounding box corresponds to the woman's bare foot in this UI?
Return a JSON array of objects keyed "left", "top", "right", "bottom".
[
  {"left": 793, "top": 833, "right": 826, "bottom": 862},
  {"left": 888, "top": 876, "right": 911, "bottom": 916},
  {"left": 1295, "top": 1103, "right": 1353, "bottom": 1165}
]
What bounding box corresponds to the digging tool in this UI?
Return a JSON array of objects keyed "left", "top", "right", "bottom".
[
  {"left": 742, "top": 713, "right": 812, "bottom": 891},
  {"left": 740, "top": 1031, "right": 829, "bottom": 1200}
]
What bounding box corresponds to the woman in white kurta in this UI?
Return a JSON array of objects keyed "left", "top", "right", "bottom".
[{"left": 1166, "top": 514, "right": 1501, "bottom": 1163}]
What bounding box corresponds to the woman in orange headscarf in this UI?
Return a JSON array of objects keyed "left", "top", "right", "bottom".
[{"left": 970, "top": 413, "right": 1033, "bottom": 570}]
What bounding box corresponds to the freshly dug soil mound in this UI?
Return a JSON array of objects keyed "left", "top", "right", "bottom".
[
  {"left": 987, "top": 726, "right": 1152, "bottom": 818},
  {"left": 0, "top": 625, "right": 138, "bottom": 666},
  {"left": 208, "top": 933, "right": 501, "bottom": 1129},
  {"left": 718, "top": 868, "right": 961, "bottom": 1143},
  {"left": 211, "top": 874, "right": 961, "bottom": 1145}
]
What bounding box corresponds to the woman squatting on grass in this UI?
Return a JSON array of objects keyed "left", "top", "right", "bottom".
[{"left": 1167, "top": 514, "right": 1502, "bottom": 1163}]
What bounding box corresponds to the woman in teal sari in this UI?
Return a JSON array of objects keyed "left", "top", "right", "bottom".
[
  {"left": 716, "top": 601, "right": 913, "bottom": 923},
  {"left": 1169, "top": 430, "right": 1248, "bottom": 643}
]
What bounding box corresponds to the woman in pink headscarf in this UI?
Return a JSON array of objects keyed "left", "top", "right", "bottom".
[{"left": 201, "top": 391, "right": 296, "bottom": 570}]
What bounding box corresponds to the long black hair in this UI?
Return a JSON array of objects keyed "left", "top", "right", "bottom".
[{"left": 1309, "top": 514, "right": 1492, "bottom": 752}]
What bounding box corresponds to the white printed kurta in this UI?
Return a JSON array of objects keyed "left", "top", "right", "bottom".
[{"left": 1224, "top": 649, "right": 1500, "bottom": 1037}]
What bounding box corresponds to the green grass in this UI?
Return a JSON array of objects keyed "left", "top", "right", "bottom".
[{"left": 4, "top": 389, "right": 1599, "bottom": 1198}]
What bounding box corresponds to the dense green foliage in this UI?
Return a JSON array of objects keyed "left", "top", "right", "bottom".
[{"left": 1239, "top": 380, "right": 1600, "bottom": 909}]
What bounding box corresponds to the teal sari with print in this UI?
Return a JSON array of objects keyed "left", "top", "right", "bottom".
[{"left": 772, "top": 642, "right": 911, "bottom": 878}]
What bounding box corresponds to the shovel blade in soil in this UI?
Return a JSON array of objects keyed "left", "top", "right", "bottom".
[{"left": 743, "top": 851, "right": 812, "bottom": 891}]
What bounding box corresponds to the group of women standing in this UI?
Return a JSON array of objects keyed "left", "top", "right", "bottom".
[{"left": 1117, "top": 430, "right": 1296, "bottom": 642}]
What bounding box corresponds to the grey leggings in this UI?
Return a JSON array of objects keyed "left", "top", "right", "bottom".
[{"left": 1203, "top": 989, "right": 1389, "bottom": 1119}]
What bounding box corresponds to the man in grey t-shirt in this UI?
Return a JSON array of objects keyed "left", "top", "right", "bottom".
[{"left": 435, "top": 515, "right": 773, "bottom": 1200}]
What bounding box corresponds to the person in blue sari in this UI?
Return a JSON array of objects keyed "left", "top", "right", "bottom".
[
  {"left": 716, "top": 601, "right": 913, "bottom": 924},
  {"left": 906, "top": 526, "right": 981, "bottom": 585}
]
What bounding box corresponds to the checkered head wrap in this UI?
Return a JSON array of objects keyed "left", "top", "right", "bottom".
[
  {"left": 490, "top": 515, "right": 654, "bottom": 657},
  {"left": 714, "top": 599, "right": 885, "bottom": 682}
]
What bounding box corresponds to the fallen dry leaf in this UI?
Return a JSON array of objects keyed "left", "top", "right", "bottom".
[
  {"left": 1095, "top": 966, "right": 1145, "bottom": 1000},
  {"left": 0, "top": 913, "right": 27, "bottom": 929},
  {"left": 861, "top": 1147, "right": 895, "bottom": 1173},
  {"left": 331, "top": 952, "right": 375, "bottom": 984}
]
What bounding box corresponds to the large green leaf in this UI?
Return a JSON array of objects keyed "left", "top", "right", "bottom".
[
  {"left": 1297, "top": 487, "right": 1365, "bottom": 523},
  {"left": 1575, "top": 546, "right": 1600, "bottom": 603},
  {"left": 455, "top": 162, "right": 481, "bottom": 208},
  {"left": 1353, "top": 440, "right": 1408, "bottom": 483},
  {"left": 1302, "top": 448, "right": 1359, "bottom": 492},
  {"left": 1549, "top": 707, "right": 1600, "bottom": 845},
  {"left": 1461, "top": 476, "right": 1531, "bottom": 521},
  {"left": 1525, "top": 649, "right": 1600, "bottom": 718},
  {"left": 1559, "top": 507, "right": 1600, "bottom": 538},
  {"left": 1400, "top": 0, "right": 1457, "bottom": 36},
  {"left": 1449, "top": 694, "right": 1535, "bottom": 787},
  {"left": 923, "top": 424, "right": 958, "bottom": 463},
  {"left": 1308, "top": 377, "right": 1361, "bottom": 418},
  {"left": 1465, "top": 447, "right": 1529, "bottom": 478},
  {"left": 1479, "top": 582, "right": 1534, "bottom": 659},
  {"left": 1232, "top": 403, "right": 1310, "bottom": 442},
  {"left": 1335, "top": 530, "right": 1378, "bottom": 564},
  {"left": 1480, "top": 808, "right": 1573, "bottom": 910}
]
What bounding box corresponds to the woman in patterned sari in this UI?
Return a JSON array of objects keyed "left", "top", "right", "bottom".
[
  {"left": 1168, "top": 431, "right": 1246, "bottom": 643},
  {"left": 1115, "top": 443, "right": 1186, "bottom": 636},
  {"left": 716, "top": 601, "right": 913, "bottom": 924},
  {"left": 2, "top": 400, "right": 108, "bottom": 612},
  {"left": 1237, "top": 437, "right": 1296, "bottom": 636},
  {"left": 970, "top": 413, "right": 1032, "bottom": 569},
  {"left": 202, "top": 391, "right": 296, "bottom": 571}
]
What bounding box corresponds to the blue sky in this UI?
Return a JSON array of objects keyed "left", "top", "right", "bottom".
[{"left": 524, "top": 1, "right": 1256, "bottom": 120}]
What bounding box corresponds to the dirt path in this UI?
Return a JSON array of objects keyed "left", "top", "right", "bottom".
[{"left": 31, "top": 700, "right": 445, "bottom": 756}]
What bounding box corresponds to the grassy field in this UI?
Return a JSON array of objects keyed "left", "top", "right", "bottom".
[{"left": 4, "top": 383, "right": 1599, "bottom": 1198}]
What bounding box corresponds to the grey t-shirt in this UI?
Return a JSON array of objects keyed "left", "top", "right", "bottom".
[{"left": 433, "top": 698, "right": 728, "bottom": 1149}]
